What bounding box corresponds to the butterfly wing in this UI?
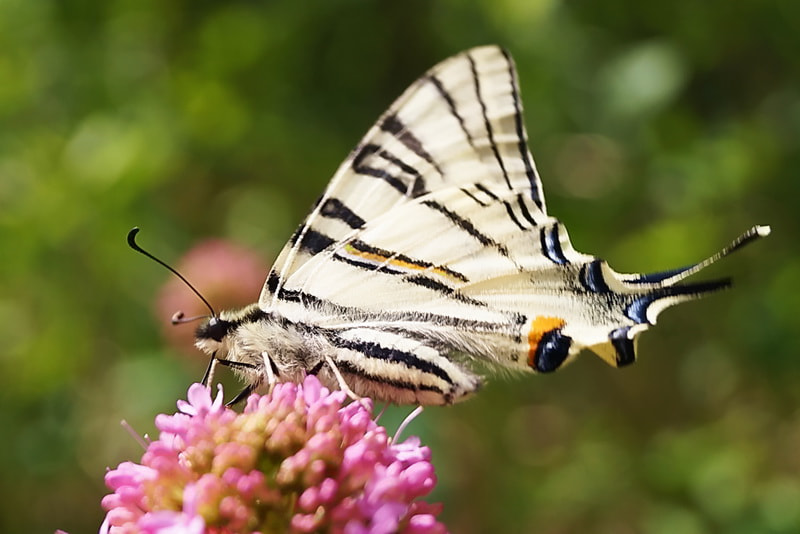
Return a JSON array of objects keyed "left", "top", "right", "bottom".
[
  {"left": 262, "top": 45, "right": 545, "bottom": 309},
  {"left": 256, "top": 45, "right": 767, "bottom": 404}
]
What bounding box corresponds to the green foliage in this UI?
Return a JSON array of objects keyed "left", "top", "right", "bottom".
[{"left": 0, "top": 0, "right": 797, "bottom": 532}]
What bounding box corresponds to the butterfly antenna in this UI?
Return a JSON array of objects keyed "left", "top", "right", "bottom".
[
  {"left": 171, "top": 311, "right": 211, "bottom": 325},
  {"left": 127, "top": 227, "right": 218, "bottom": 318}
]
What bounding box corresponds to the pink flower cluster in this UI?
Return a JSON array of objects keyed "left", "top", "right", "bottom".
[{"left": 100, "top": 376, "right": 447, "bottom": 534}]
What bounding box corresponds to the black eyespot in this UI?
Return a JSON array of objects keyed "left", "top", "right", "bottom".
[
  {"left": 533, "top": 330, "right": 572, "bottom": 373},
  {"left": 196, "top": 317, "right": 232, "bottom": 342}
]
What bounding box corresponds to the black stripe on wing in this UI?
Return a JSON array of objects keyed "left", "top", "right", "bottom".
[
  {"left": 504, "top": 202, "right": 527, "bottom": 231},
  {"left": 421, "top": 199, "right": 510, "bottom": 257},
  {"left": 427, "top": 73, "right": 477, "bottom": 151},
  {"left": 291, "top": 228, "right": 336, "bottom": 255},
  {"left": 335, "top": 360, "right": 444, "bottom": 396},
  {"left": 460, "top": 187, "right": 488, "bottom": 207},
  {"left": 331, "top": 335, "right": 454, "bottom": 385},
  {"left": 474, "top": 182, "right": 499, "bottom": 201},
  {"left": 380, "top": 114, "right": 443, "bottom": 178},
  {"left": 351, "top": 144, "right": 426, "bottom": 196},
  {"left": 327, "top": 256, "right": 485, "bottom": 307},
  {"left": 468, "top": 51, "right": 513, "bottom": 191},
  {"left": 516, "top": 194, "right": 538, "bottom": 227},
  {"left": 404, "top": 274, "right": 487, "bottom": 307},
  {"left": 330, "top": 254, "right": 482, "bottom": 305},
  {"left": 320, "top": 198, "right": 366, "bottom": 229},
  {"left": 459, "top": 185, "right": 539, "bottom": 230},
  {"left": 341, "top": 240, "right": 469, "bottom": 282},
  {"left": 540, "top": 223, "right": 569, "bottom": 265},
  {"left": 275, "top": 287, "right": 521, "bottom": 335},
  {"left": 579, "top": 260, "right": 611, "bottom": 294},
  {"left": 499, "top": 48, "right": 543, "bottom": 209}
]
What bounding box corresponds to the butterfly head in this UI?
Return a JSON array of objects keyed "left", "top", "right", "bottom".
[
  {"left": 194, "top": 304, "right": 315, "bottom": 389},
  {"left": 194, "top": 304, "right": 265, "bottom": 357},
  {"left": 196, "top": 316, "right": 233, "bottom": 343},
  {"left": 194, "top": 316, "right": 233, "bottom": 365}
]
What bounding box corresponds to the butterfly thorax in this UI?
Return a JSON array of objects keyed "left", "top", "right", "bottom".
[{"left": 195, "top": 304, "right": 325, "bottom": 388}]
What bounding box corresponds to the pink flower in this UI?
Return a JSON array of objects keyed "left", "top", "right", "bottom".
[{"left": 101, "top": 377, "right": 447, "bottom": 533}]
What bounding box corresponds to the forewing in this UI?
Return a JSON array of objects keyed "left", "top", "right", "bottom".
[{"left": 261, "top": 45, "right": 545, "bottom": 308}]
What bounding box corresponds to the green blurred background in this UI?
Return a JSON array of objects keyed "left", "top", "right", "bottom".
[{"left": 1, "top": 0, "right": 797, "bottom": 532}]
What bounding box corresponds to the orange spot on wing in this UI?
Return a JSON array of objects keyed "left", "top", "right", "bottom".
[
  {"left": 343, "top": 243, "right": 382, "bottom": 262},
  {"left": 527, "top": 316, "right": 566, "bottom": 367},
  {"left": 343, "top": 243, "right": 460, "bottom": 282}
]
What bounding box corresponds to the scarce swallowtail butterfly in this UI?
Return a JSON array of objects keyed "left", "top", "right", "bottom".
[{"left": 143, "top": 45, "right": 770, "bottom": 406}]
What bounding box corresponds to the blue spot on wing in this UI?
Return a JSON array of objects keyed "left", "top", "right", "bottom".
[
  {"left": 540, "top": 224, "right": 569, "bottom": 265},
  {"left": 579, "top": 260, "right": 610, "bottom": 293},
  {"left": 625, "top": 279, "right": 732, "bottom": 324}
]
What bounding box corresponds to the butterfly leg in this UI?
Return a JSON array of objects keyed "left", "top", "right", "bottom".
[
  {"left": 215, "top": 358, "right": 259, "bottom": 406},
  {"left": 216, "top": 358, "right": 258, "bottom": 372},
  {"left": 225, "top": 383, "right": 254, "bottom": 407},
  {"left": 373, "top": 402, "right": 389, "bottom": 424},
  {"left": 324, "top": 354, "right": 371, "bottom": 411},
  {"left": 393, "top": 405, "right": 423, "bottom": 443},
  {"left": 261, "top": 352, "right": 279, "bottom": 393},
  {"left": 200, "top": 354, "right": 217, "bottom": 387}
]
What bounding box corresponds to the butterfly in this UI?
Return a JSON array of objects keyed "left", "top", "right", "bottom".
[{"left": 144, "top": 45, "right": 769, "bottom": 406}]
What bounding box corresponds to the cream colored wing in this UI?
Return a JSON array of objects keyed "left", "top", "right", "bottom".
[{"left": 262, "top": 45, "right": 545, "bottom": 309}]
